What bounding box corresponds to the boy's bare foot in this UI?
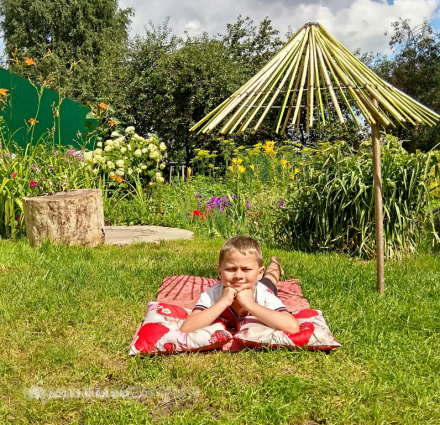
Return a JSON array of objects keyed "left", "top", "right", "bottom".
[{"left": 264, "top": 256, "right": 285, "bottom": 287}]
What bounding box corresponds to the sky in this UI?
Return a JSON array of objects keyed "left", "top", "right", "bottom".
[{"left": 119, "top": 0, "right": 440, "bottom": 55}]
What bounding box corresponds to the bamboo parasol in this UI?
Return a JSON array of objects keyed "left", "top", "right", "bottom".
[{"left": 190, "top": 22, "right": 440, "bottom": 294}]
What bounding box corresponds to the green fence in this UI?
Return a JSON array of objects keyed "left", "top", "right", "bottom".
[{"left": 0, "top": 68, "right": 96, "bottom": 150}]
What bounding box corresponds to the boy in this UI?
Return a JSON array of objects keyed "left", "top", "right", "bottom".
[{"left": 180, "top": 236, "right": 299, "bottom": 334}]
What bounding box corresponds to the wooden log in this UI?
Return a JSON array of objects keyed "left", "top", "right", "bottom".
[{"left": 22, "top": 189, "right": 105, "bottom": 247}]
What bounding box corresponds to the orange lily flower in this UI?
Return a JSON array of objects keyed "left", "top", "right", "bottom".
[
  {"left": 24, "top": 57, "right": 37, "bottom": 66},
  {"left": 0, "top": 88, "right": 9, "bottom": 97},
  {"left": 28, "top": 118, "right": 39, "bottom": 125},
  {"left": 98, "top": 102, "right": 109, "bottom": 110},
  {"left": 108, "top": 120, "right": 117, "bottom": 126}
]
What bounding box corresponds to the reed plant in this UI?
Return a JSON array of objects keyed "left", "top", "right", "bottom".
[{"left": 275, "top": 135, "right": 439, "bottom": 259}]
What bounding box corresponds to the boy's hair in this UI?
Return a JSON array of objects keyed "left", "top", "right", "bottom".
[{"left": 219, "top": 236, "right": 263, "bottom": 267}]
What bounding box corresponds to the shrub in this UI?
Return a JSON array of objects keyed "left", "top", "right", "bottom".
[{"left": 274, "top": 136, "right": 439, "bottom": 259}]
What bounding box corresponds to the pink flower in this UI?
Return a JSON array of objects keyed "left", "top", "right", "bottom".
[
  {"left": 29, "top": 181, "right": 38, "bottom": 188},
  {"left": 11, "top": 172, "right": 17, "bottom": 179}
]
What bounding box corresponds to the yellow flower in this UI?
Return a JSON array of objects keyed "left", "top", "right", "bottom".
[
  {"left": 280, "top": 159, "right": 288, "bottom": 167},
  {"left": 239, "top": 165, "right": 246, "bottom": 173},
  {"left": 227, "top": 165, "right": 234, "bottom": 172},
  {"left": 187, "top": 167, "right": 192, "bottom": 177},
  {"left": 294, "top": 168, "right": 300, "bottom": 175},
  {"left": 263, "top": 141, "right": 276, "bottom": 156},
  {"left": 232, "top": 157, "right": 237, "bottom": 164},
  {"left": 250, "top": 165, "right": 255, "bottom": 171}
]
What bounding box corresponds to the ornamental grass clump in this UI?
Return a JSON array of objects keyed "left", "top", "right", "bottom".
[
  {"left": 83, "top": 127, "right": 166, "bottom": 188},
  {"left": 274, "top": 136, "right": 439, "bottom": 259}
]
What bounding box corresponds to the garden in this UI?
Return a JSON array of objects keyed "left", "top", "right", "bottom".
[
  {"left": 1, "top": 91, "right": 440, "bottom": 423},
  {"left": 1, "top": 7, "right": 440, "bottom": 424}
]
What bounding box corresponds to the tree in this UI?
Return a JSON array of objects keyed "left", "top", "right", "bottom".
[
  {"left": 221, "top": 15, "right": 284, "bottom": 78},
  {"left": 122, "top": 27, "right": 248, "bottom": 162},
  {"left": 373, "top": 19, "right": 440, "bottom": 151},
  {"left": 0, "top": 0, "right": 132, "bottom": 105}
]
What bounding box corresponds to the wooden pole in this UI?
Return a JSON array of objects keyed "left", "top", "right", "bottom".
[{"left": 371, "top": 97, "right": 385, "bottom": 294}]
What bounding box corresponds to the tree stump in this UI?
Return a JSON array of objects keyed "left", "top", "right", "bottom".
[{"left": 22, "top": 189, "right": 105, "bottom": 247}]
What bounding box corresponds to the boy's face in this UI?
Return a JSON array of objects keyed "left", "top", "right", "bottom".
[{"left": 217, "top": 250, "right": 265, "bottom": 292}]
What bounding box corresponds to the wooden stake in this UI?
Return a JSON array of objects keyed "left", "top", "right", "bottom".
[{"left": 371, "top": 97, "right": 385, "bottom": 294}]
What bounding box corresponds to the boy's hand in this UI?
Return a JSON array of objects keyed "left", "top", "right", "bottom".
[
  {"left": 235, "top": 289, "right": 256, "bottom": 310},
  {"left": 220, "top": 285, "right": 237, "bottom": 307}
]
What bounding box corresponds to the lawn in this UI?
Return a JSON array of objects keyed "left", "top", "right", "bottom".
[{"left": 0, "top": 237, "right": 439, "bottom": 424}]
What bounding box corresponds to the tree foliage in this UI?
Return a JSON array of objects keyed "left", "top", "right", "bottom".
[
  {"left": 373, "top": 19, "right": 440, "bottom": 151},
  {"left": 0, "top": 0, "right": 132, "bottom": 104}
]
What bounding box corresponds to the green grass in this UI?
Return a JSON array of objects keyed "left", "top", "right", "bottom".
[{"left": 0, "top": 237, "right": 439, "bottom": 424}]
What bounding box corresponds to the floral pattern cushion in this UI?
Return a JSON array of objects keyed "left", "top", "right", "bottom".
[
  {"left": 129, "top": 303, "right": 340, "bottom": 355},
  {"left": 234, "top": 309, "right": 340, "bottom": 351},
  {"left": 129, "top": 302, "right": 233, "bottom": 355}
]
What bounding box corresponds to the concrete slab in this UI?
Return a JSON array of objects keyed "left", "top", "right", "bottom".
[{"left": 104, "top": 225, "right": 194, "bottom": 246}]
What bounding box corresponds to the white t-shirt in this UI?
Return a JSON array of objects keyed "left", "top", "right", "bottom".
[{"left": 193, "top": 281, "right": 288, "bottom": 328}]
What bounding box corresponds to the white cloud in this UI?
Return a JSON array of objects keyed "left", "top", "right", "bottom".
[{"left": 120, "top": 0, "right": 440, "bottom": 54}]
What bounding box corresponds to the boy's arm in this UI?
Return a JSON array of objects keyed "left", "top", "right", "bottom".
[
  {"left": 236, "top": 290, "right": 299, "bottom": 334},
  {"left": 180, "top": 287, "right": 236, "bottom": 333}
]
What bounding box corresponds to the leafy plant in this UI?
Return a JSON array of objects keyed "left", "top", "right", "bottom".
[{"left": 274, "top": 136, "right": 440, "bottom": 258}]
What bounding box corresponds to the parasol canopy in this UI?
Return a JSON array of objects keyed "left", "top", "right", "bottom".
[{"left": 190, "top": 22, "right": 439, "bottom": 135}]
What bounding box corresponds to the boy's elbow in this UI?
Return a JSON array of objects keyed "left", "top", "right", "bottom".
[{"left": 284, "top": 320, "right": 300, "bottom": 335}]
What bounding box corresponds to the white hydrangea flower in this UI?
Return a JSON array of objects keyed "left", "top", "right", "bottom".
[
  {"left": 109, "top": 171, "right": 116, "bottom": 177},
  {"left": 134, "top": 149, "right": 142, "bottom": 157},
  {"left": 127, "top": 143, "right": 132, "bottom": 151},
  {"left": 142, "top": 148, "right": 148, "bottom": 154},
  {"left": 136, "top": 168, "right": 142, "bottom": 173},
  {"left": 94, "top": 148, "right": 102, "bottom": 155},
  {"left": 160, "top": 163, "right": 165, "bottom": 170},
  {"left": 83, "top": 151, "right": 93, "bottom": 162},
  {"left": 155, "top": 172, "right": 162, "bottom": 178},
  {"left": 97, "top": 142, "right": 103, "bottom": 147},
  {"left": 115, "top": 169, "right": 125, "bottom": 177},
  {"left": 159, "top": 142, "right": 166, "bottom": 151},
  {"left": 93, "top": 168, "right": 99, "bottom": 175},
  {"left": 116, "top": 159, "right": 125, "bottom": 168},
  {"left": 141, "top": 164, "right": 147, "bottom": 170},
  {"left": 120, "top": 147, "right": 127, "bottom": 154},
  {"left": 156, "top": 176, "right": 164, "bottom": 183},
  {"left": 127, "top": 168, "right": 133, "bottom": 175},
  {"left": 111, "top": 131, "right": 122, "bottom": 138},
  {"left": 104, "top": 145, "right": 113, "bottom": 152},
  {"left": 105, "top": 139, "right": 113, "bottom": 146},
  {"left": 150, "top": 150, "right": 160, "bottom": 160},
  {"left": 147, "top": 143, "right": 155, "bottom": 151},
  {"left": 125, "top": 126, "right": 135, "bottom": 134},
  {"left": 107, "top": 161, "right": 115, "bottom": 170}
]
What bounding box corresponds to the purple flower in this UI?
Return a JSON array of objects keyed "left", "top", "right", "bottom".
[
  {"left": 53, "top": 150, "right": 59, "bottom": 155},
  {"left": 195, "top": 194, "right": 202, "bottom": 199},
  {"left": 245, "top": 202, "right": 250, "bottom": 208},
  {"left": 277, "top": 201, "right": 285, "bottom": 207},
  {"left": 380, "top": 141, "right": 385, "bottom": 145},
  {"left": 32, "top": 164, "right": 41, "bottom": 173},
  {"left": 49, "top": 165, "right": 54, "bottom": 170},
  {"left": 220, "top": 207, "right": 225, "bottom": 212}
]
